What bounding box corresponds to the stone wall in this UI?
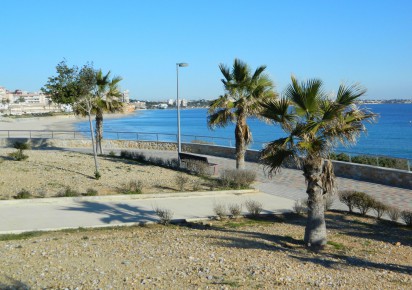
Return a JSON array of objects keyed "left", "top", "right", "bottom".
[{"left": 1, "top": 138, "right": 411, "bottom": 189}]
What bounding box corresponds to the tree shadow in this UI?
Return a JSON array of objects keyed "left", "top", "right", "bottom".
[
  {"left": 179, "top": 212, "right": 412, "bottom": 275},
  {"left": 62, "top": 201, "right": 158, "bottom": 224},
  {"left": 0, "top": 275, "right": 30, "bottom": 290}
]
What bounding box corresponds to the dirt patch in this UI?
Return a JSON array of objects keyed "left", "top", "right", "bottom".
[
  {"left": 0, "top": 149, "right": 209, "bottom": 199},
  {"left": 0, "top": 212, "right": 410, "bottom": 289}
]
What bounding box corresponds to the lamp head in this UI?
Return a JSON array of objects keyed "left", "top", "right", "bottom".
[{"left": 177, "top": 63, "right": 189, "bottom": 67}]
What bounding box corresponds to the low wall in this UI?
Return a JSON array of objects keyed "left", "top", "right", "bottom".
[{"left": 1, "top": 138, "right": 411, "bottom": 189}]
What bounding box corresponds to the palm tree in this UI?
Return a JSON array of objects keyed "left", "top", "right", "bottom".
[
  {"left": 259, "top": 76, "right": 376, "bottom": 248},
  {"left": 208, "top": 59, "right": 277, "bottom": 169},
  {"left": 94, "top": 70, "right": 123, "bottom": 155}
]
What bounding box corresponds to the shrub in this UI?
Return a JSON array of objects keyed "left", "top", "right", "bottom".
[
  {"left": 338, "top": 190, "right": 356, "bottom": 213},
  {"left": 213, "top": 203, "right": 228, "bottom": 219},
  {"left": 14, "top": 189, "right": 32, "bottom": 199},
  {"left": 153, "top": 206, "right": 174, "bottom": 225},
  {"left": 293, "top": 199, "right": 307, "bottom": 215},
  {"left": 371, "top": 200, "right": 388, "bottom": 219},
  {"left": 94, "top": 171, "right": 101, "bottom": 180},
  {"left": 175, "top": 174, "right": 189, "bottom": 191},
  {"left": 401, "top": 210, "right": 412, "bottom": 226},
  {"left": 352, "top": 192, "right": 374, "bottom": 216},
  {"left": 83, "top": 188, "right": 98, "bottom": 196},
  {"left": 58, "top": 186, "right": 81, "bottom": 197},
  {"left": 185, "top": 160, "right": 211, "bottom": 176},
  {"left": 108, "top": 151, "right": 116, "bottom": 157},
  {"left": 387, "top": 206, "right": 401, "bottom": 222},
  {"left": 9, "top": 141, "right": 31, "bottom": 161},
  {"left": 121, "top": 180, "right": 143, "bottom": 194},
  {"left": 244, "top": 200, "right": 263, "bottom": 217},
  {"left": 219, "top": 169, "right": 256, "bottom": 189},
  {"left": 330, "top": 152, "right": 350, "bottom": 162},
  {"left": 228, "top": 203, "right": 242, "bottom": 218},
  {"left": 324, "top": 194, "right": 335, "bottom": 211}
]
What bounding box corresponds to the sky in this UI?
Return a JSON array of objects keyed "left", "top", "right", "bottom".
[{"left": 0, "top": 0, "right": 411, "bottom": 100}]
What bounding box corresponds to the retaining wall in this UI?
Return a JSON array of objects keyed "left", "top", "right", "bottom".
[{"left": 1, "top": 138, "right": 411, "bottom": 189}]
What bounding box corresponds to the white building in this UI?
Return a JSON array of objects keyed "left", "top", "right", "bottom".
[{"left": 167, "top": 99, "right": 175, "bottom": 105}]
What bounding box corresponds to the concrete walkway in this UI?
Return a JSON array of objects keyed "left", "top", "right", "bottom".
[
  {"left": 0, "top": 190, "right": 294, "bottom": 234},
  {"left": 0, "top": 147, "right": 410, "bottom": 234}
]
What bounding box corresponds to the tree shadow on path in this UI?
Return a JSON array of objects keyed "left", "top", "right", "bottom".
[{"left": 62, "top": 201, "right": 158, "bottom": 224}]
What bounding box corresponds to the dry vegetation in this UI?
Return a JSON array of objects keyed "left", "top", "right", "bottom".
[
  {"left": 0, "top": 149, "right": 209, "bottom": 199},
  {"left": 0, "top": 212, "right": 411, "bottom": 289}
]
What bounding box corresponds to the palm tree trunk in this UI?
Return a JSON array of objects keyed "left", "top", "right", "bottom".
[
  {"left": 303, "top": 157, "right": 327, "bottom": 248},
  {"left": 95, "top": 109, "right": 104, "bottom": 155},
  {"left": 88, "top": 113, "right": 99, "bottom": 178},
  {"left": 235, "top": 117, "right": 246, "bottom": 170}
]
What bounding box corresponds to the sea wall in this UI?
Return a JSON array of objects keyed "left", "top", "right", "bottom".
[{"left": 1, "top": 138, "right": 411, "bottom": 189}]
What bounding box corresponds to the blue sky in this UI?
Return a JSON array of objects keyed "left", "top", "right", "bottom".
[{"left": 0, "top": 0, "right": 411, "bottom": 100}]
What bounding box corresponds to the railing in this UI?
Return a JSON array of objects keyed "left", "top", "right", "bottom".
[{"left": 0, "top": 129, "right": 410, "bottom": 171}]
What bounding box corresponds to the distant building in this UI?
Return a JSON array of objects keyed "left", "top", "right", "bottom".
[
  {"left": 167, "top": 99, "right": 175, "bottom": 105},
  {"left": 181, "top": 99, "right": 188, "bottom": 107},
  {"left": 121, "top": 90, "right": 130, "bottom": 103}
]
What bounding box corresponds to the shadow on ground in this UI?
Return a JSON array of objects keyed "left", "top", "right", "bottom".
[
  {"left": 63, "top": 201, "right": 158, "bottom": 224},
  {"left": 180, "top": 212, "right": 412, "bottom": 275}
]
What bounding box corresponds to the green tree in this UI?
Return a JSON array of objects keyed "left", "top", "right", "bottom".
[
  {"left": 259, "top": 76, "right": 376, "bottom": 248},
  {"left": 42, "top": 61, "right": 101, "bottom": 179},
  {"left": 94, "top": 70, "right": 123, "bottom": 155},
  {"left": 208, "top": 59, "right": 277, "bottom": 169}
]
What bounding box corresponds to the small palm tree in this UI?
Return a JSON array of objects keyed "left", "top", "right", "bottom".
[
  {"left": 259, "top": 76, "right": 376, "bottom": 248},
  {"left": 208, "top": 58, "right": 277, "bottom": 169},
  {"left": 94, "top": 70, "right": 123, "bottom": 155}
]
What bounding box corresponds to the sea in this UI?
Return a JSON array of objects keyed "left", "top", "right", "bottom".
[{"left": 76, "top": 104, "right": 412, "bottom": 160}]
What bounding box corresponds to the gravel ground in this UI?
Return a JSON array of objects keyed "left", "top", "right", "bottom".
[
  {"left": 0, "top": 212, "right": 411, "bottom": 289},
  {"left": 0, "top": 149, "right": 207, "bottom": 199}
]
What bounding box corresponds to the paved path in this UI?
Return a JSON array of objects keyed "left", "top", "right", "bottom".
[
  {"left": 0, "top": 190, "right": 294, "bottom": 234},
  {"left": 0, "top": 147, "right": 410, "bottom": 234},
  {"left": 114, "top": 149, "right": 412, "bottom": 211}
]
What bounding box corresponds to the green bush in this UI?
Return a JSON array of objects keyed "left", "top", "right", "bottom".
[
  {"left": 352, "top": 192, "right": 375, "bottom": 216},
  {"left": 175, "top": 173, "right": 189, "bottom": 191},
  {"left": 213, "top": 203, "right": 228, "bottom": 219},
  {"left": 371, "top": 200, "right": 388, "bottom": 219},
  {"left": 228, "top": 203, "right": 242, "bottom": 218},
  {"left": 338, "top": 190, "right": 357, "bottom": 213},
  {"left": 401, "top": 210, "right": 412, "bottom": 226},
  {"left": 14, "top": 189, "right": 32, "bottom": 199},
  {"left": 219, "top": 169, "right": 256, "bottom": 189},
  {"left": 185, "top": 160, "right": 211, "bottom": 176},
  {"left": 387, "top": 206, "right": 401, "bottom": 222},
  {"left": 58, "top": 186, "right": 81, "bottom": 197},
  {"left": 244, "top": 200, "right": 263, "bottom": 217},
  {"left": 9, "top": 141, "right": 31, "bottom": 161},
  {"left": 83, "top": 188, "right": 98, "bottom": 196},
  {"left": 293, "top": 199, "right": 307, "bottom": 215},
  {"left": 331, "top": 152, "right": 409, "bottom": 170},
  {"left": 330, "top": 152, "right": 350, "bottom": 162},
  {"left": 120, "top": 180, "right": 143, "bottom": 194},
  {"left": 108, "top": 151, "right": 116, "bottom": 157}
]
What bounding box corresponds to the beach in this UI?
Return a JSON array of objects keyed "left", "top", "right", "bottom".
[{"left": 0, "top": 113, "right": 129, "bottom": 132}]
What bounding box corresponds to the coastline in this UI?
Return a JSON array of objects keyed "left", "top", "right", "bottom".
[{"left": 0, "top": 112, "right": 133, "bottom": 132}]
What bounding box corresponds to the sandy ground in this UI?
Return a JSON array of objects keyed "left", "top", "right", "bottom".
[
  {"left": 0, "top": 113, "right": 130, "bottom": 131},
  {"left": 0, "top": 212, "right": 411, "bottom": 289},
  {"left": 0, "top": 149, "right": 208, "bottom": 199}
]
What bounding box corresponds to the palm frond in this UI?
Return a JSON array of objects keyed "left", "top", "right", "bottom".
[
  {"left": 207, "top": 108, "right": 235, "bottom": 129},
  {"left": 335, "top": 83, "right": 366, "bottom": 106},
  {"left": 260, "top": 137, "right": 297, "bottom": 174}
]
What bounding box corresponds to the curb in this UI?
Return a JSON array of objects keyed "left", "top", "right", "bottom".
[{"left": 0, "top": 189, "right": 259, "bottom": 206}]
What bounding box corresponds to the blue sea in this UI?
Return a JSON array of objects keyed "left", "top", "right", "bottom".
[{"left": 76, "top": 104, "right": 412, "bottom": 160}]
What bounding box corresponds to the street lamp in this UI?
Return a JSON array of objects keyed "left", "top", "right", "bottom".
[{"left": 176, "top": 62, "right": 188, "bottom": 162}]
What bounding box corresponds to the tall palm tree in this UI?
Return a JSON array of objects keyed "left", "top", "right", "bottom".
[
  {"left": 94, "top": 70, "right": 123, "bottom": 155},
  {"left": 208, "top": 58, "right": 277, "bottom": 169},
  {"left": 259, "top": 76, "right": 376, "bottom": 248}
]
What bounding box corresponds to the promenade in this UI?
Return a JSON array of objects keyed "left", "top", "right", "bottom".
[{"left": 0, "top": 148, "right": 410, "bottom": 234}]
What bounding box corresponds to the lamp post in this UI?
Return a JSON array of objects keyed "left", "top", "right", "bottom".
[{"left": 176, "top": 62, "right": 188, "bottom": 162}]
